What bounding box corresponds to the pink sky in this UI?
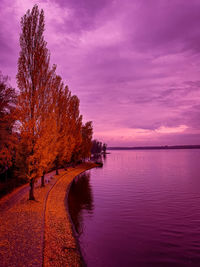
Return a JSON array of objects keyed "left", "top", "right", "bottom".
[{"left": 1, "top": 0, "right": 200, "bottom": 146}]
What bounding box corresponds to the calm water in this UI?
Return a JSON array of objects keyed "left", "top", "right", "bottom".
[{"left": 68, "top": 150, "right": 200, "bottom": 266}]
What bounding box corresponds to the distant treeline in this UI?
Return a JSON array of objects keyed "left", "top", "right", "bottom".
[
  {"left": 91, "top": 140, "right": 107, "bottom": 154},
  {"left": 108, "top": 145, "right": 200, "bottom": 150},
  {"left": 0, "top": 5, "right": 95, "bottom": 199}
]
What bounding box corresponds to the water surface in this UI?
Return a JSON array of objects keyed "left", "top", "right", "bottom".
[{"left": 68, "top": 149, "right": 200, "bottom": 266}]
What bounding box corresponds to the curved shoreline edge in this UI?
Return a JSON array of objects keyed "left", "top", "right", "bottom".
[
  {"left": 44, "top": 162, "right": 97, "bottom": 267},
  {"left": 65, "top": 171, "right": 88, "bottom": 267}
]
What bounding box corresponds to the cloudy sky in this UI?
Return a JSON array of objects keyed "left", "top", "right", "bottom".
[{"left": 1, "top": 0, "right": 200, "bottom": 146}]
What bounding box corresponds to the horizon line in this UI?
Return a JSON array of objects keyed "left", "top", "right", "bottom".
[{"left": 107, "top": 145, "right": 200, "bottom": 150}]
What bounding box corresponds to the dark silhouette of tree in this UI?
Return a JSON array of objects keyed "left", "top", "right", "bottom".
[
  {"left": 91, "top": 139, "right": 104, "bottom": 154},
  {"left": 0, "top": 72, "right": 17, "bottom": 178},
  {"left": 102, "top": 143, "right": 107, "bottom": 154}
]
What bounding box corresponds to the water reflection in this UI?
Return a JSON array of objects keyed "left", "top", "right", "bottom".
[
  {"left": 90, "top": 153, "right": 103, "bottom": 163},
  {"left": 102, "top": 153, "right": 107, "bottom": 161},
  {"left": 71, "top": 150, "right": 200, "bottom": 267},
  {"left": 68, "top": 172, "right": 93, "bottom": 235}
]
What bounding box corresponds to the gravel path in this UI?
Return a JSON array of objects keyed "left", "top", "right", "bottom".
[
  {"left": 0, "top": 170, "right": 58, "bottom": 213},
  {"left": 0, "top": 163, "right": 96, "bottom": 267},
  {"left": 0, "top": 169, "right": 63, "bottom": 267}
]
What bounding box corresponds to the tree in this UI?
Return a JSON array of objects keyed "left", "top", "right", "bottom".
[
  {"left": 102, "top": 143, "right": 107, "bottom": 154},
  {"left": 0, "top": 72, "right": 17, "bottom": 178},
  {"left": 69, "top": 95, "right": 83, "bottom": 165},
  {"left": 33, "top": 66, "right": 58, "bottom": 187},
  {"left": 91, "top": 139, "right": 103, "bottom": 154},
  {"left": 79, "top": 121, "right": 93, "bottom": 161},
  {"left": 51, "top": 74, "right": 71, "bottom": 174},
  {"left": 16, "top": 5, "right": 51, "bottom": 199}
]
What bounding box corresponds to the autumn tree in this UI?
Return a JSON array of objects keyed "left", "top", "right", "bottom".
[
  {"left": 69, "top": 95, "right": 83, "bottom": 165},
  {"left": 33, "top": 66, "right": 58, "bottom": 187},
  {"left": 0, "top": 72, "right": 17, "bottom": 178},
  {"left": 79, "top": 121, "right": 93, "bottom": 161},
  {"left": 50, "top": 71, "right": 82, "bottom": 171},
  {"left": 50, "top": 74, "right": 69, "bottom": 174},
  {"left": 16, "top": 5, "right": 51, "bottom": 199},
  {"left": 16, "top": 4, "right": 94, "bottom": 197}
]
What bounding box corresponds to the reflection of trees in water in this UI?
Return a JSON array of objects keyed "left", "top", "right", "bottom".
[
  {"left": 91, "top": 153, "right": 102, "bottom": 161},
  {"left": 91, "top": 153, "right": 107, "bottom": 164},
  {"left": 91, "top": 153, "right": 104, "bottom": 163},
  {"left": 102, "top": 153, "right": 107, "bottom": 162},
  {"left": 68, "top": 172, "right": 93, "bottom": 235}
]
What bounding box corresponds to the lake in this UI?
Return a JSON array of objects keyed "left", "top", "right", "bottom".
[{"left": 68, "top": 149, "right": 200, "bottom": 266}]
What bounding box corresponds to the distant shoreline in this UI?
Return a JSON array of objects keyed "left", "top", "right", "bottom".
[{"left": 108, "top": 145, "right": 200, "bottom": 150}]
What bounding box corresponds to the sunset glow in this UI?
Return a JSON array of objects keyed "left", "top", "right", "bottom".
[{"left": 1, "top": 0, "right": 200, "bottom": 146}]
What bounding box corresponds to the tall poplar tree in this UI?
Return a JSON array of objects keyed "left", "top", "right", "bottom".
[
  {"left": 33, "top": 66, "right": 57, "bottom": 187},
  {"left": 80, "top": 121, "right": 93, "bottom": 161},
  {"left": 52, "top": 74, "right": 74, "bottom": 174},
  {"left": 69, "top": 95, "right": 83, "bottom": 164},
  {"left": 16, "top": 5, "right": 51, "bottom": 199}
]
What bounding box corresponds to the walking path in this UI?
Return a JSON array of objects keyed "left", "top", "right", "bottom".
[
  {"left": 0, "top": 170, "right": 59, "bottom": 213},
  {"left": 0, "top": 163, "right": 96, "bottom": 267}
]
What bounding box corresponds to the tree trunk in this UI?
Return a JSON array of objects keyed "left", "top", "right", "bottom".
[
  {"left": 41, "top": 173, "right": 45, "bottom": 187},
  {"left": 29, "top": 178, "right": 35, "bottom": 200},
  {"left": 55, "top": 157, "right": 59, "bottom": 175}
]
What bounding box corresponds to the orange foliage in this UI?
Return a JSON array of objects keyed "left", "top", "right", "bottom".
[{"left": 13, "top": 5, "right": 94, "bottom": 198}]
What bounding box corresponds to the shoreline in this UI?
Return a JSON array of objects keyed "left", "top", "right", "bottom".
[
  {"left": 0, "top": 162, "right": 97, "bottom": 267},
  {"left": 65, "top": 170, "right": 92, "bottom": 267},
  {"left": 44, "top": 162, "right": 97, "bottom": 267},
  {"left": 108, "top": 145, "right": 200, "bottom": 150}
]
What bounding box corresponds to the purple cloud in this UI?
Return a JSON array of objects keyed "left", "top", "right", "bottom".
[{"left": 0, "top": 0, "right": 200, "bottom": 145}]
